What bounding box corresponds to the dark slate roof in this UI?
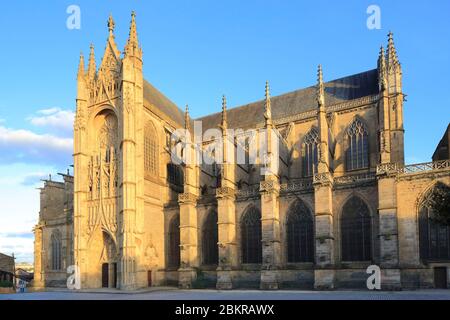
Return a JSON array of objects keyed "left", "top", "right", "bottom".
[
  {"left": 196, "top": 69, "right": 379, "bottom": 131},
  {"left": 143, "top": 80, "right": 185, "bottom": 126},
  {"left": 432, "top": 123, "right": 450, "bottom": 161}
]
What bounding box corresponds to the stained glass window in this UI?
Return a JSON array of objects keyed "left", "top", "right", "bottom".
[
  {"left": 303, "top": 128, "right": 319, "bottom": 177},
  {"left": 346, "top": 119, "right": 369, "bottom": 171}
]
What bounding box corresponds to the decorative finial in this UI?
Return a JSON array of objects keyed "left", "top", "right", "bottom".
[
  {"left": 125, "top": 11, "right": 140, "bottom": 57},
  {"left": 185, "top": 104, "right": 191, "bottom": 131},
  {"left": 317, "top": 65, "right": 325, "bottom": 107},
  {"left": 221, "top": 95, "right": 228, "bottom": 130},
  {"left": 264, "top": 81, "right": 272, "bottom": 122},
  {"left": 87, "top": 44, "right": 96, "bottom": 79},
  {"left": 387, "top": 31, "right": 399, "bottom": 70},
  {"left": 107, "top": 14, "right": 115, "bottom": 34},
  {"left": 378, "top": 45, "right": 387, "bottom": 91},
  {"left": 77, "top": 51, "right": 85, "bottom": 77}
]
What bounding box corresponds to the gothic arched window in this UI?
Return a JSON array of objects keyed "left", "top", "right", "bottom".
[
  {"left": 302, "top": 128, "right": 319, "bottom": 177},
  {"left": 167, "top": 163, "right": 184, "bottom": 187},
  {"left": 51, "top": 231, "right": 62, "bottom": 270},
  {"left": 341, "top": 196, "right": 372, "bottom": 261},
  {"left": 144, "top": 121, "right": 158, "bottom": 177},
  {"left": 287, "top": 200, "right": 314, "bottom": 263},
  {"left": 419, "top": 183, "right": 450, "bottom": 262},
  {"left": 168, "top": 216, "right": 180, "bottom": 268},
  {"left": 241, "top": 206, "right": 262, "bottom": 264},
  {"left": 202, "top": 210, "right": 218, "bottom": 265},
  {"left": 345, "top": 119, "right": 369, "bottom": 171}
]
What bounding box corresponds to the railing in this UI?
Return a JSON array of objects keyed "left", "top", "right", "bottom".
[
  {"left": 377, "top": 159, "right": 450, "bottom": 176},
  {"left": 236, "top": 178, "right": 314, "bottom": 197},
  {"left": 402, "top": 160, "right": 450, "bottom": 174},
  {"left": 333, "top": 172, "right": 376, "bottom": 185},
  {"left": 236, "top": 186, "right": 260, "bottom": 198},
  {"left": 280, "top": 178, "right": 313, "bottom": 193}
]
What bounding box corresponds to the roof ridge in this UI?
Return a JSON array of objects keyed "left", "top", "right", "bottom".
[{"left": 195, "top": 68, "right": 378, "bottom": 121}]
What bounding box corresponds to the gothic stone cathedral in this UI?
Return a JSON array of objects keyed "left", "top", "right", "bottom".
[{"left": 33, "top": 13, "right": 450, "bottom": 290}]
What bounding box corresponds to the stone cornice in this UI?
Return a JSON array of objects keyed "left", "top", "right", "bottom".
[{"left": 273, "top": 94, "right": 379, "bottom": 127}]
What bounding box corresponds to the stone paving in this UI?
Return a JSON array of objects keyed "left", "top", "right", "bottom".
[{"left": 1, "top": 288, "right": 450, "bottom": 300}]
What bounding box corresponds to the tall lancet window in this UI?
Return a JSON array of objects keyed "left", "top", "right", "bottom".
[
  {"left": 51, "top": 231, "right": 62, "bottom": 270},
  {"left": 341, "top": 196, "right": 372, "bottom": 262},
  {"left": 419, "top": 183, "right": 450, "bottom": 262},
  {"left": 168, "top": 215, "right": 180, "bottom": 268},
  {"left": 144, "top": 121, "right": 158, "bottom": 177},
  {"left": 202, "top": 210, "right": 218, "bottom": 265},
  {"left": 302, "top": 128, "right": 319, "bottom": 177},
  {"left": 346, "top": 119, "right": 369, "bottom": 171},
  {"left": 241, "top": 206, "right": 262, "bottom": 264},
  {"left": 287, "top": 199, "right": 314, "bottom": 263}
]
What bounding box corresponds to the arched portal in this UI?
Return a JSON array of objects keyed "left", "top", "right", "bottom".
[{"left": 100, "top": 231, "right": 118, "bottom": 288}]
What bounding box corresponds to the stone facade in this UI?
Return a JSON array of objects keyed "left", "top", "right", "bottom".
[
  {"left": 34, "top": 13, "right": 450, "bottom": 290},
  {"left": 33, "top": 174, "right": 73, "bottom": 288},
  {"left": 0, "top": 252, "right": 15, "bottom": 283}
]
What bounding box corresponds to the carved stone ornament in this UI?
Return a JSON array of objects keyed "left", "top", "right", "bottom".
[
  {"left": 215, "top": 186, "right": 235, "bottom": 199},
  {"left": 123, "top": 87, "right": 133, "bottom": 114},
  {"left": 313, "top": 172, "right": 333, "bottom": 186},
  {"left": 259, "top": 180, "right": 280, "bottom": 194},
  {"left": 178, "top": 192, "right": 197, "bottom": 204}
]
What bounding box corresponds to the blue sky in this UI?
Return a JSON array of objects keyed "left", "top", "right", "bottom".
[{"left": 0, "top": 1, "right": 449, "bottom": 262}]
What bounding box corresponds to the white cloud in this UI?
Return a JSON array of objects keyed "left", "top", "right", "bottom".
[
  {"left": 28, "top": 107, "right": 75, "bottom": 132},
  {"left": 20, "top": 172, "right": 49, "bottom": 186},
  {"left": 0, "top": 163, "right": 62, "bottom": 264},
  {"left": 0, "top": 233, "right": 34, "bottom": 263},
  {"left": 0, "top": 125, "right": 73, "bottom": 165}
]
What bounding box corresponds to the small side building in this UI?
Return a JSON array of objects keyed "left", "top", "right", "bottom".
[
  {"left": 33, "top": 173, "right": 74, "bottom": 288},
  {"left": 0, "top": 253, "right": 15, "bottom": 284}
]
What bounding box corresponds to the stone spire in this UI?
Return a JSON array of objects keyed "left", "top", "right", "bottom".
[
  {"left": 316, "top": 65, "right": 325, "bottom": 107},
  {"left": 184, "top": 104, "right": 191, "bottom": 131},
  {"left": 124, "top": 11, "right": 142, "bottom": 58},
  {"left": 378, "top": 46, "right": 388, "bottom": 92},
  {"left": 386, "top": 31, "right": 400, "bottom": 71},
  {"left": 221, "top": 95, "right": 228, "bottom": 131},
  {"left": 77, "top": 52, "right": 85, "bottom": 79},
  {"left": 264, "top": 81, "right": 272, "bottom": 125},
  {"left": 87, "top": 44, "right": 96, "bottom": 80},
  {"left": 99, "top": 13, "right": 120, "bottom": 72},
  {"left": 316, "top": 64, "right": 330, "bottom": 172},
  {"left": 107, "top": 13, "right": 115, "bottom": 36}
]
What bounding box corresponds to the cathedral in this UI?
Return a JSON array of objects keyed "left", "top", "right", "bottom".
[{"left": 33, "top": 13, "right": 450, "bottom": 290}]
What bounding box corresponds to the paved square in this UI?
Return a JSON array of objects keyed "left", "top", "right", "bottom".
[{"left": 1, "top": 288, "right": 450, "bottom": 300}]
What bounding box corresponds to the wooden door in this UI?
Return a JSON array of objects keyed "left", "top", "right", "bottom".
[
  {"left": 434, "top": 267, "right": 447, "bottom": 289},
  {"left": 102, "top": 263, "right": 109, "bottom": 288}
]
